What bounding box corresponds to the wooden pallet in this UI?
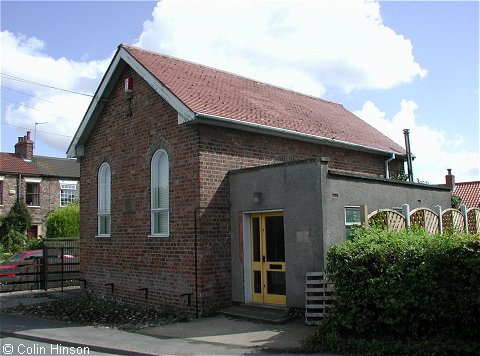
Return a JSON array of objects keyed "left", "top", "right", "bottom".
[{"left": 305, "top": 271, "right": 335, "bottom": 325}]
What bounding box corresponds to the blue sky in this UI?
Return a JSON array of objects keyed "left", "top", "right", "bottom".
[{"left": 1, "top": 0, "right": 478, "bottom": 184}]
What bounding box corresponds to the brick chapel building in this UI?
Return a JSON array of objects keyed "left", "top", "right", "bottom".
[{"left": 67, "top": 45, "right": 450, "bottom": 315}]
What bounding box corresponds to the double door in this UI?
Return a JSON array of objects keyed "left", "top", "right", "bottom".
[{"left": 251, "top": 212, "right": 286, "bottom": 305}]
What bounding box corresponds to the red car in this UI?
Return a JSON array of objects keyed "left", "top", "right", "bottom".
[
  {"left": 0, "top": 249, "right": 44, "bottom": 277},
  {"left": 0, "top": 250, "right": 75, "bottom": 277}
]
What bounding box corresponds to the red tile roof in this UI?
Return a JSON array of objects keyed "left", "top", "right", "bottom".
[
  {"left": 122, "top": 45, "right": 405, "bottom": 155},
  {"left": 455, "top": 181, "right": 480, "bottom": 208},
  {"left": 0, "top": 153, "right": 41, "bottom": 175}
]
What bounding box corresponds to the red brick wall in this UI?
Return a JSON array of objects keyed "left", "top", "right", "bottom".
[
  {"left": 80, "top": 64, "right": 404, "bottom": 314},
  {"left": 80, "top": 67, "right": 201, "bottom": 313}
]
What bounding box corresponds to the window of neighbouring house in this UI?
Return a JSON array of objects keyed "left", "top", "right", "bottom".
[
  {"left": 98, "top": 163, "right": 111, "bottom": 236},
  {"left": 26, "top": 183, "right": 40, "bottom": 206},
  {"left": 345, "top": 206, "right": 361, "bottom": 239},
  {"left": 151, "top": 149, "right": 169, "bottom": 237},
  {"left": 60, "top": 180, "right": 78, "bottom": 206}
]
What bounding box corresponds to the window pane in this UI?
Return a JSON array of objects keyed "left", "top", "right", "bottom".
[
  {"left": 151, "top": 149, "right": 169, "bottom": 235},
  {"left": 252, "top": 217, "right": 260, "bottom": 262},
  {"left": 26, "top": 183, "right": 39, "bottom": 206},
  {"left": 267, "top": 271, "right": 286, "bottom": 295},
  {"left": 265, "top": 216, "right": 285, "bottom": 262},
  {"left": 99, "top": 215, "right": 111, "bottom": 235},
  {"left": 345, "top": 207, "right": 361, "bottom": 224},
  {"left": 61, "top": 188, "right": 76, "bottom": 206},
  {"left": 98, "top": 163, "right": 111, "bottom": 235},
  {"left": 254, "top": 270, "right": 262, "bottom": 293},
  {"left": 152, "top": 210, "right": 169, "bottom": 235}
]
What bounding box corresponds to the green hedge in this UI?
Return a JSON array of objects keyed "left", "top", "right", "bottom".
[
  {"left": 45, "top": 203, "right": 80, "bottom": 238},
  {"left": 304, "top": 228, "right": 480, "bottom": 355}
]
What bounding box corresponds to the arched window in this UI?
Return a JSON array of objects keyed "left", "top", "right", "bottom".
[
  {"left": 98, "top": 162, "right": 111, "bottom": 236},
  {"left": 151, "top": 149, "right": 169, "bottom": 236}
]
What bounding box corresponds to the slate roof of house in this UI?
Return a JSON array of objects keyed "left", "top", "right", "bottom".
[
  {"left": 455, "top": 181, "right": 480, "bottom": 208},
  {"left": 31, "top": 156, "right": 79, "bottom": 178},
  {"left": 122, "top": 45, "right": 405, "bottom": 155},
  {"left": 69, "top": 44, "right": 406, "bottom": 157},
  {"left": 0, "top": 152, "right": 79, "bottom": 178}
]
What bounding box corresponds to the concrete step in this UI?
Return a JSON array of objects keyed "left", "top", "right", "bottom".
[{"left": 220, "top": 304, "right": 291, "bottom": 324}]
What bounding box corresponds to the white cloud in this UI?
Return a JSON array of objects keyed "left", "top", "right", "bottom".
[
  {"left": 135, "top": 0, "right": 426, "bottom": 97},
  {"left": 1, "top": 31, "right": 110, "bottom": 152},
  {"left": 354, "top": 100, "right": 480, "bottom": 184}
]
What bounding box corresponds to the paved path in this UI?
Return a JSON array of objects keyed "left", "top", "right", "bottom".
[{"left": 0, "top": 289, "right": 320, "bottom": 355}]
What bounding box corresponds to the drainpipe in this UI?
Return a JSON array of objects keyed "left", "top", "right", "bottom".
[
  {"left": 403, "top": 129, "right": 414, "bottom": 182},
  {"left": 17, "top": 174, "right": 22, "bottom": 201},
  {"left": 384, "top": 153, "right": 395, "bottom": 179}
]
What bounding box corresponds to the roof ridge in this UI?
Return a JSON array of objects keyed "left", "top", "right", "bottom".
[
  {"left": 121, "top": 44, "right": 343, "bottom": 108},
  {"left": 33, "top": 155, "right": 75, "bottom": 161}
]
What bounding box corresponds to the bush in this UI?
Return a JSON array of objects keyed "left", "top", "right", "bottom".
[
  {"left": 45, "top": 203, "right": 80, "bottom": 238},
  {"left": 2, "top": 229, "right": 27, "bottom": 252},
  {"left": 304, "top": 228, "right": 480, "bottom": 355},
  {"left": 0, "top": 201, "right": 32, "bottom": 252},
  {"left": 4, "top": 200, "right": 32, "bottom": 234}
]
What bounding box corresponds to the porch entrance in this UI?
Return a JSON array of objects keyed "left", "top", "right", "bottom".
[{"left": 251, "top": 212, "right": 286, "bottom": 305}]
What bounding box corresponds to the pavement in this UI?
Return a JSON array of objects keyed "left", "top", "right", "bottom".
[{"left": 0, "top": 288, "right": 319, "bottom": 355}]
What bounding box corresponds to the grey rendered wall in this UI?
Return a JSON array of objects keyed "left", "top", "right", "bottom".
[
  {"left": 323, "top": 171, "right": 452, "bottom": 256},
  {"left": 229, "top": 159, "right": 328, "bottom": 308}
]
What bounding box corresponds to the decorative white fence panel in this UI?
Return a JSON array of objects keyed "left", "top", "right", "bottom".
[{"left": 365, "top": 205, "right": 479, "bottom": 235}]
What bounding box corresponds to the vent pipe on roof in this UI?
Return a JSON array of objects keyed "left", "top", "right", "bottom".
[{"left": 403, "top": 129, "right": 414, "bottom": 182}]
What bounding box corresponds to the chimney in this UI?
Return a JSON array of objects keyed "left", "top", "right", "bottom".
[
  {"left": 445, "top": 168, "right": 455, "bottom": 191},
  {"left": 14, "top": 131, "right": 34, "bottom": 160}
]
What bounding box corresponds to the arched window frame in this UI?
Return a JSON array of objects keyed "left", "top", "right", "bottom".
[
  {"left": 150, "top": 149, "right": 169, "bottom": 237},
  {"left": 97, "top": 162, "right": 111, "bottom": 236}
]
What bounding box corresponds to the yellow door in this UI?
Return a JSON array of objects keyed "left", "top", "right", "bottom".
[{"left": 251, "top": 212, "right": 286, "bottom": 305}]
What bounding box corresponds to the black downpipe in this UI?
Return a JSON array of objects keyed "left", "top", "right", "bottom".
[
  {"left": 403, "top": 129, "right": 414, "bottom": 182},
  {"left": 193, "top": 206, "right": 229, "bottom": 318}
]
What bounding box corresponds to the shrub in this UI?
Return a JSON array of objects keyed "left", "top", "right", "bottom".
[
  {"left": 304, "top": 228, "right": 480, "bottom": 354},
  {"left": 2, "top": 229, "right": 27, "bottom": 252},
  {"left": 45, "top": 203, "right": 80, "bottom": 238},
  {"left": 4, "top": 200, "right": 32, "bottom": 234},
  {"left": 0, "top": 201, "right": 32, "bottom": 252}
]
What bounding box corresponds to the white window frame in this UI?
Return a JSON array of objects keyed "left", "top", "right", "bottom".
[
  {"left": 97, "top": 163, "right": 111, "bottom": 237},
  {"left": 345, "top": 206, "right": 361, "bottom": 240},
  {"left": 60, "top": 180, "right": 78, "bottom": 207},
  {"left": 150, "top": 149, "right": 169, "bottom": 237}
]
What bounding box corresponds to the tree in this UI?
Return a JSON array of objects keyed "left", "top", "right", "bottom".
[
  {"left": 45, "top": 203, "right": 80, "bottom": 238},
  {"left": 0, "top": 200, "right": 32, "bottom": 252}
]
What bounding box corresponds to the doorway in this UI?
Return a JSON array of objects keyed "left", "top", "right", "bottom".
[{"left": 250, "top": 212, "right": 286, "bottom": 305}]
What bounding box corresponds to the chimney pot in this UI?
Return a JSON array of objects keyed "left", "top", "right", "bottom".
[{"left": 27, "top": 131, "right": 31, "bottom": 140}]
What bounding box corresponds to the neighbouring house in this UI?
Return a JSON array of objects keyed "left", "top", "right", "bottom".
[
  {"left": 455, "top": 182, "right": 480, "bottom": 208},
  {"left": 67, "top": 44, "right": 450, "bottom": 315},
  {"left": 0, "top": 131, "right": 80, "bottom": 238},
  {"left": 443, "top": 168, "right": 480, "bottom": 208}
]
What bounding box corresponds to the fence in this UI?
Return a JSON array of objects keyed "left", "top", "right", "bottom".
[
  {"left": 305, "top": 271, "right": 335, "bottom": 325},
  {"left": 0, "top": 239, "right": 80, "bottom": 293},
  {"left": 304, "top": 204, "right": 480, "bottom": 325},
  {"left": 362, "top": 204, "right": 480, "bottom": 235}
]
